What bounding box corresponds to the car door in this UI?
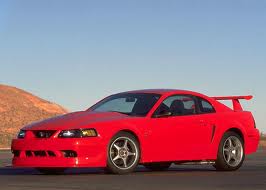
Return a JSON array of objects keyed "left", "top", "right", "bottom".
[
  {"left": 147, "top": 95, "right": 214, "bottom": 162},
  {"left": 195, "top": 96, "right": 217, "bottom": 159}
]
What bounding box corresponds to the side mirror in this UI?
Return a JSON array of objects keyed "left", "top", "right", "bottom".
[{"left": 154, "top": 111, "right": 172, "bottom": 118}]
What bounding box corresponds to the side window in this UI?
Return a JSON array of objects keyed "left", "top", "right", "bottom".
[
  {"left": 155, "top": 95, "right": 196, "bottom": 116},
  {"left": 198, "top": 98, "right": 215, "bottom": 113}
]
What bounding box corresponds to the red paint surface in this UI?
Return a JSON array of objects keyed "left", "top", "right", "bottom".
[{"left": 12, "top": 89, "right": 260, "bottom": 168}]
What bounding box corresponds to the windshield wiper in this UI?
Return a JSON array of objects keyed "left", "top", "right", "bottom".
[{"left": 109, "top": 111, "right": 132, "bottom": 116}]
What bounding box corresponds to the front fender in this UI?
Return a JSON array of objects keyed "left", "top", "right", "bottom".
[{"left": 87, "top": 120, "right": 146, "bottom": 163}]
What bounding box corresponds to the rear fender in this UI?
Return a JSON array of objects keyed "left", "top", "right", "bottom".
[{"left": 211, "top": 122, "right": 247, "bottom": 159}]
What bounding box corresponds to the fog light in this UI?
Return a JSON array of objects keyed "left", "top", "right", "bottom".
[{"left": 62, "top": 150, "right": 77, "bottom": 158}]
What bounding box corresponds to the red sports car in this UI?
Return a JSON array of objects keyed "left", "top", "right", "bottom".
[{"left": 11, "top": 89, "right": 260, "bottom": 174}]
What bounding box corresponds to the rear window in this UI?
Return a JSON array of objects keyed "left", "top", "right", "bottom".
[{"left": 198, "top": 98, "right": 215, "bottom": 113}]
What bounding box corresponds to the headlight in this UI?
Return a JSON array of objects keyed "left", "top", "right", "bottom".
[
  {"left": 17, "top": 130, "right": 26, "bottom": 139},
  {"left": 81, "top": 129, "right": 97, "bottom": 137},
  {"left": 58, "top": 129, "right": 97, "bottom": 138},
  {"left": 58, "top": 129, "right": 81, "bottom": 138}
]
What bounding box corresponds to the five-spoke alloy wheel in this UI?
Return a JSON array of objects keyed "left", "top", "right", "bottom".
[
  {"left": 214, "top": 131, "right": 245, "bottom": 171},
  {"left": 222, "top": 136, "right": 243, "bottom": 167},
  {"left": 107, "top": 132, "right": 140, "bottom": 174}
]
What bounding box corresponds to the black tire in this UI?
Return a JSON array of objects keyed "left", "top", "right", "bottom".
[
  {"left": 144, "top": 162, "right": 172, "bottom": 171},
  {"left": 36, "top": 168, "right": 66, "bottom": 175},
  {"left": 214, "top": 131, "right": 245, "bottom": 171},
  {"left": 107, "top": 132, "right": 140, "bottom": 174}
]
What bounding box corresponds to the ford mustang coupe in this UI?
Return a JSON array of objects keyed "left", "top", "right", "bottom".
[{"left": 12, "top": 89, "right": 260, "bottom": 174}]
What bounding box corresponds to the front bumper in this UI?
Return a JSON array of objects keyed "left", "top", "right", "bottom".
[{"left": 11, "top": 137, "right": 107, "bottom": 168}]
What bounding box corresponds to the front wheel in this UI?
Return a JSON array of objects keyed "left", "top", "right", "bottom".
[
  {"left": 106, "top": 132, "right": 140, "bottom": 174},
  {"left": 214, "top": 131, "right": 245, "bottom": 171}
]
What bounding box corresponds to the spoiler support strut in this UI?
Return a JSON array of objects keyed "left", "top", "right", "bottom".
[{"left": 211, "top": 96, "right": 253, "bottom": 111}]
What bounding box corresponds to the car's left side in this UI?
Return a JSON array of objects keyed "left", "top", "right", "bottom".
[{"left": 11, "top": 90, "right": 260, "bottom": 174}]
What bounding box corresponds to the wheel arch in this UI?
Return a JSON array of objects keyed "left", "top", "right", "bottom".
[
  {"left": 111, "top": 129, "right": 143, "bottom": 160},
  {"left": 212, "top": 126, "right": 246, "bottom": 159},
  {"left": 225, "top": 128, "right": 245, "bottom": 143},
  {"left": 116, "top": 129, "right": 141, "bottom": 145}
]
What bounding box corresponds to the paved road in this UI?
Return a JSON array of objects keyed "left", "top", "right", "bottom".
[{"left": 0, "top": 149, "right": 265, "bottom": 190}]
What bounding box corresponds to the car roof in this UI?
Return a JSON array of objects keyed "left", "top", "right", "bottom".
[
  {"left": 121, "top": 89, "right": 232, "bottom": 112},
  {"left": 124, "top": 89, "right": 201, "bottom": 96}
]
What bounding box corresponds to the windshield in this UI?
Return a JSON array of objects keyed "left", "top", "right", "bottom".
[{"left": 89, "top": 93, "right": 161, "bottom": 117}]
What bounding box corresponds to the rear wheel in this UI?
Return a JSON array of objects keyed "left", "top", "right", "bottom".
[
  {"left": 144, "top": 162, "right": 172, "bottom": 171},
  {"left": 36, "top": 168, "right": 66, "bottom": 175},
  {"left": 214, "top": 131, "right": 245, "bottom": 171},
  {"left": 107, "top": 132, "right": 140, "bottom": 174}
]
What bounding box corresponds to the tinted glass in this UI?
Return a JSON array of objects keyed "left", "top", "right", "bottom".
[
  {"left": 198, "top": 98, "right": 215, "bottom": 113},
  {"left": 155, "top": 95, "right": 196, "bottom": 116},
  {"left": 90, "top": 93, "right": 161, "bottom": 117}
]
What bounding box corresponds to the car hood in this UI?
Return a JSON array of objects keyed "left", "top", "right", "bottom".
[{"left": 23, "top": 111, "right": 131, "bottom": 131}]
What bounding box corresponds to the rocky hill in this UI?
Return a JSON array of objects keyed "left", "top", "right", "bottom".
[{"left": 0, "top": 84, "right": 68, "bottom": 148}]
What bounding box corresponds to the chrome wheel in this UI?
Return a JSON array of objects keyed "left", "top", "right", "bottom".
[
  {"left": 109, "top": 137, "right": 138, "bottom": 170},
  {"left": 223, "top": 136, "right": 243, "bottom": 167}
]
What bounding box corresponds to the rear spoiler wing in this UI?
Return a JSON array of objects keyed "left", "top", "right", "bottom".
[{"left": 211, "top": 96, "right": 253, "bottom": 111}]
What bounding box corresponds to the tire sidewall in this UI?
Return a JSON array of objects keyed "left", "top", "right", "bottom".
[
  {"left": 215, "top": 131, "right": 245, "bottom": 171},
  {"left": 107, "top": 132, "right": 140, "bottom": 174}
]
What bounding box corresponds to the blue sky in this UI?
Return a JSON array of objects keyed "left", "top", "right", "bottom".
[{"left": 0, "top": 0, "right": 265, "bottom": 132}]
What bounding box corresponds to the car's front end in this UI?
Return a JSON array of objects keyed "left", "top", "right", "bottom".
[
  {"left": 12, "top": 128, "right": 107, "bottom": 168},
  {"left": 11, "top": 92, "right": 161, "bottom": 173}
]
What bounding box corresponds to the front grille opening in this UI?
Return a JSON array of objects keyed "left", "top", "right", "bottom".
[
  {"left": 62, "top": 150, "right": 77, "bottom": 158},
  {"left": 34, "top": 151, "right": 46, "bottom": 157},
  {"left": 33, "top": 130, "right": 56, "bottom": 138},
  {"left": 26, "top": 150, "right": 33, "bottom": 157},
  {"left": 12, "top": 150, "right": 20, "bottom": 157},
  {"left": 47, "top": 151, "right": 56, "bottom": 157},
  {"left": 25, "top": 150, "right": 56, "bottom": 157}
]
